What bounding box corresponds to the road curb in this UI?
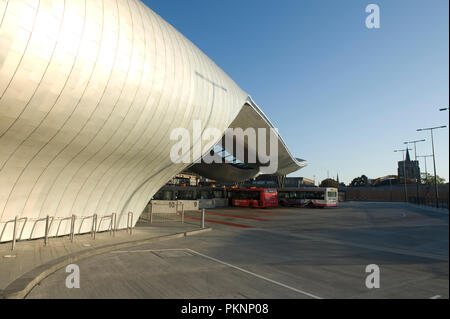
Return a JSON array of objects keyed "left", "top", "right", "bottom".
[{"left": 0, "top": 227, "right": 212, "bottom": 299}]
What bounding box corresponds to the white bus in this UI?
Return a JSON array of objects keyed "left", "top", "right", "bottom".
[{"left": 278, "top": 187, "right": 338, "bottom": 208}]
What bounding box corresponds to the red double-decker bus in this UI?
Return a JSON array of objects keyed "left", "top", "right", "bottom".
[{"left": 229, "top": 188, "right": 278, "bottom": 208}]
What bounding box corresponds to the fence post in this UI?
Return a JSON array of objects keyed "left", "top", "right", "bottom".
[
  {"left": 109, "top": 214, "right": 113, "bottom": 236},
  {"left": 110, "top": 213, "right": 115, "bottom": 237},
  {"left": 113, "top": 213, "right": 117, "bottom": 236},
  {"left": 44, "top": 215, "right": 49, "bottom": 246},
  {"left": 201, "top": 208, "right": 205, "bottom": 229},
  {"left": 11, "top": 216, "right": 17, "bottom": 251},
  {"left": 70, "top": 215, "right": 75, "bottom": 243},
  {"left": 19, "top": 218, "right": 27, "bottom": 242},
  {"left": 93, "top": 214, "right": 97, "bottom": 240},
  {"left": 91, "top": 215, "right": 95, "bottom": 238},
  {"left": 129, "top": 212, "right": 133, "bottom": 235}
]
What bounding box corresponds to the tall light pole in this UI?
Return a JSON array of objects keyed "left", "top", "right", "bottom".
[
  {"left": 417, "top": 155, "right": 433, "bottom": 182},
  {"left": 417, "top": 126, "right": 447, "bottom": 208},
  {"left": 404, "top": 139, "right": 426, "bottom": 203},
  {"left": 394, "top": 148, "right": 412, "bottom": 202}
]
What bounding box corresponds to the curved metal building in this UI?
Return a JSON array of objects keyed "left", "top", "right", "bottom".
[{"left": 0, "top": 0, "right": 306, "bottom": 242}]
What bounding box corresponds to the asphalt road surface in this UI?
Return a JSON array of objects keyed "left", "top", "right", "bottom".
[{"left": 27, "top": 202, "right": 449, "bottom": 299}]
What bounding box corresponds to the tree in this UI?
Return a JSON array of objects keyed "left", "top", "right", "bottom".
[
  {"left": 350, "top": 175, "right": 369, "bottom": 187},
  {"left": 320, "top": 178, "right": 339, "bottom": 188},
  {"left": 421, "top": 173, "right": 447, "bottom": 185}
]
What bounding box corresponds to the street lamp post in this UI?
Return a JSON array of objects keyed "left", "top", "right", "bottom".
[
  {"left": 417, "top": 154, "right": 433, "bottom": 206},
  {"left": 417, "top": 155, "right": 433, "bottom": 182},
  {"left": 394, "top": 148, "right": 412, "bottom": 203},
  {"left": 417, "top": 126, "right": 447, "bottom": 208},
  {"left": 404, "top": 139, "right": 425, "bottom": 204}
]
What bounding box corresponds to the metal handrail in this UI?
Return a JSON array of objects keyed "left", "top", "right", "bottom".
[
  {"left": 1, "top": 212, "right": 123, "bottom": 250},
  {"left": 77, "top": 215, "right": 95, "bottom": 235},
  {"left": 0, "top": 217, "right": 27, "bottom": 243},
  {"left": 29, "top": 216, "right": 55, "bottom": 240},
  {"left": 96, "top": 214, "right": 115, "bottom": 233},
  {"left": 146, "top": 201, "right": 185, "bottom": 225},
  {"left": 55, "top": 217, "right": 73, "bottom": 237}
]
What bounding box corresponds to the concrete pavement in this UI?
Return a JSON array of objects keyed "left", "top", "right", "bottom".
[
  {"left": 0, "top": 219, "right": 208, "bottom": 298},
  {"left": 26, "top": 202, "right": 449, "bottom": 299}
]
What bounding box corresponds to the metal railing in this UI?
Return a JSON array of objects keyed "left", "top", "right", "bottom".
[
  {"left": 0, "top": 212, "right": 135, "bottom": 251},
  {"left": 142, "top": 202, "right": 206, "bottom": 229},
  {"left": 142, "top": 202, "right": 185, "bottom": 224},
  {"left": 407, "top": 196, "right": 449, "bottom": 209},
  {"left": 176, "top": 208, "right": 206, "bottom": 229}
]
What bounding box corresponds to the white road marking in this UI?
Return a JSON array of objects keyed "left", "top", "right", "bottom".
[
  {"left": 113, "top": 248, "right": 322, "bottom": 299},
  {"left": 430, "top": 295, "right": 441, "bottom": 299}
]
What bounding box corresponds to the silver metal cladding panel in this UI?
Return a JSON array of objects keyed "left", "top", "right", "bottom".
[
  {"left": 0, "top": 0, "right": 305, "bottom": 242},
  {"left": 0, "top": 0, "right": 248, "bottom": 241}
]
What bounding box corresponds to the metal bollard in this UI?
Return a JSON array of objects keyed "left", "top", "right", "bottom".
[
  {"left": 182, "top": 204, "right": 184, "bottom": 224},
  {"left": 44, "top": 215, "right": 49, "bottom": 246},
  {"left": 11, "top": 216, "right": 17, "bottom": 251},
  {"left": 201, "top": 208, "right": 205, "bottom": 229}
]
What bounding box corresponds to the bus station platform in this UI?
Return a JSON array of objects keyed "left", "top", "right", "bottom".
[{"left": 0, "top": 222, "right": 211, "bottom": 299}]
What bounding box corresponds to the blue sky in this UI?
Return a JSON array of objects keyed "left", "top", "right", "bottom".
[{"left": 143, "top": 0, "right": 449, "bottom": 184}]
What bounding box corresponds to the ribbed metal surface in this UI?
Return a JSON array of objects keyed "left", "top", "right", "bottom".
[
  {"left": 0, "top": 0, "right": 305, "bottom": 242},
  {"left": 0, "top": 0, "right": 247, "bottom": 241}
]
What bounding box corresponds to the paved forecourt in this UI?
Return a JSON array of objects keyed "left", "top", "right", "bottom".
[{"left": 27, "top": 202, "right": 449, "bottom": 299}]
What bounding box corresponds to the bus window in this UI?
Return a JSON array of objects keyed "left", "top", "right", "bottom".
[
  {"left": 278, "top": 192, "right": 288, "bottom": 199},
  {"left": 177, "top": 190, "right": 196, "bottom": 200},
  {"left": 213, "top": 190, "right": 225, "bottom": 198},
  {"left": 315, "top": 192, "right": 325, "bottom": 200},
  {"left": 246, "top": 191, "right": 260, "bottom": 200},
  {"left": 199, "top": 190, "right": 213, "bottom": 199},
  {"left": 158, "top": 190, "right": 173, "bottom": 200},
  {"left": 327, "top": 191, "right": 337, "bottom": 198}
]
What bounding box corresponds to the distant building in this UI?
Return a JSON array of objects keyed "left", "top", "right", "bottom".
[
  {"left": 167, "top": 172, "right": 200, "bottom": 187},
  {"left": 398, "top": 149, "right": 421, "bottom": 183}
]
